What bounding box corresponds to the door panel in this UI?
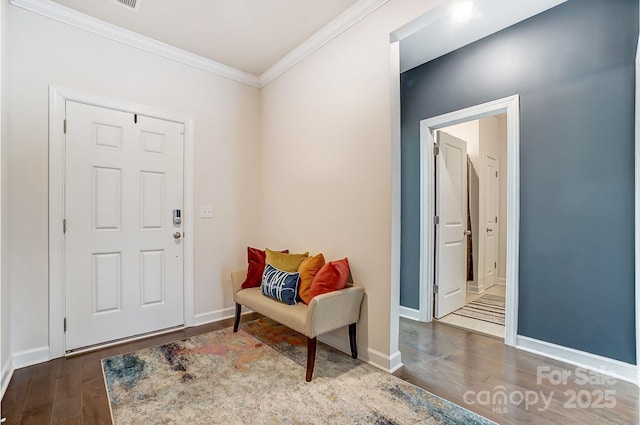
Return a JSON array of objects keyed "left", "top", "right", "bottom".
[
  {"left": 484, "top": 156, "right": 499, "bottom": 287},
  {"left": 435, "top": 131, "right": 468, "bottom": 319},
  {"left": 65, "top": 101, "right": 184, "bottom": 351}
]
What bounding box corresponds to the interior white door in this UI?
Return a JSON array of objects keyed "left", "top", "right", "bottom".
[
  {"left": 434, "top": 131, "right": 468, "bottom": 319},
  {"left": 65, "top": 101, "right": 184, "bottom": 351},
  {"left": 484, "top": 155, "right": 499, "bottom": 287}
]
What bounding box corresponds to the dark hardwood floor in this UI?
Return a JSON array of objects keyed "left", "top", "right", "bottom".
[
  {"left": 396, "top": 318, "right": 639, "bottom": 425},
  {"left": 1, "top": 314, "right": 638, "bottom": 424},
  {"left": 1, "top": 313, "right": 260, "bottom": 425}
]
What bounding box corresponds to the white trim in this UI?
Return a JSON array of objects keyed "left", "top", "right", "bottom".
[
  {"left": 192, "top": 307, "right": 254, "bottom": 327},
  {"left": 259, "top": 0, "right": 389, "bottom": 87},
  {"left": 419, "top": 95, "right": 520, "bottom": 347},
  {"left": 1, "top": 355, "right": 13, "bottom": 400},
  {"left": 9, "top": 0, "right": 260, "bottom": 87},
  {"left": 12, "top": 346, "right": 49, "bottom": 369},
  {"left": 517, "top": 336, "right": 637, "bottom": 385},
  {"left": 635, "top": 33, "right": 640, "bottom": 389},
  {"left": 388, "top": 39, "right": 403, "bottom": 369},
  {"left": 398, "top": 306, "right": 420, "bottom": 321},
  {"left": 319, "top": 332, "right": 403, "bottom": 373},
  {"left": 10, "top": 0, "right": 390, "bottom": 89},
  {"left": 48, "top": 85, "right": 195, "bottom": 359}
]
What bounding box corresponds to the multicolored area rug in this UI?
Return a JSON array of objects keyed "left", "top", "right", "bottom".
[
  {"left": 102, "top": 318, "right": 495, "bottom": 425},
  {"left": 452, "top": 294, "right": 505, "bottom": 325}
]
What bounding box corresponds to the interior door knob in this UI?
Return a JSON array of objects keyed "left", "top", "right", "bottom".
[
  {"left": 464, "top": 230, "right": 472, "bottom": 236},
  {"left": 486, "top": 228, "right": 493, "bottom": 233},
  {"left": 173, "top": 232, "right": 182, "bottom": 239}
]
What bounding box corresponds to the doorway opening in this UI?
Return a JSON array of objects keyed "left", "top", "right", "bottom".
[
  {"left": 433, "top": 114, "right": 507, "bottom": 339},
  {"left": 418, "top": 95, "right": 520, "bottom": 346}
]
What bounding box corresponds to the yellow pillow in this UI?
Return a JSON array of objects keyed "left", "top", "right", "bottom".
[
  {"left": 298, "top": 253, "right": 326, "bottom": 304},
  {"left": 265, "top": 249, "right": 309, "bottom": 272}
]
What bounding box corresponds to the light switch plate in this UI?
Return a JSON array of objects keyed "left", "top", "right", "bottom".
[{"left": 200, "top": 205, "right": 213, "bottom": 218}]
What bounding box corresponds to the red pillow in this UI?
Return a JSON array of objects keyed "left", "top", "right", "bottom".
[
  {"left": 241, "top": 247, "right": 288, "bottom": 289},
  {"left": 308, "top": 258, "right": 350, "bottom": 301}
]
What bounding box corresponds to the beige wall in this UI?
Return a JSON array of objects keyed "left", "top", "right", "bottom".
[
  {"left": 7, "top": 6, "right": 261, "bottom": 355},
  {"left": 4, "top": 0, "right": 450, "bottom": 370},
  {"left": 259, "top": 0, "right": 443, "bottom": 363}
]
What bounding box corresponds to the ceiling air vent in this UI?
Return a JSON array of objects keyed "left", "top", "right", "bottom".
[{"left": 113, "top": 0, "right": 142, "bottom": 11}]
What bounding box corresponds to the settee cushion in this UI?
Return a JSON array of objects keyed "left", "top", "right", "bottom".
[
  {"left": 261, "top": 264, "right": 300, "bottom": 305},
  {"left": 236, "top": 287, "right": 308, "bottom": 335},
  {"left": 265, "top": 249, "right": 309, "bottom": 272}
]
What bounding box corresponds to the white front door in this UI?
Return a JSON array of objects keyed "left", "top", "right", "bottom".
[
  {"left": 434, "top": 131, "right": 468, "bottom": 319},
  {"left": 65, "top": 101, "right": 184, "bottom": 351},
  {"left": 484, "top": 155, "right": 499, "bottom": 287}
]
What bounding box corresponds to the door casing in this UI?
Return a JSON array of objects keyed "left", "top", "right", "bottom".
[
  {"left": 418, "top": 95, "right": 520, "bottom": 347},
  {"left": 48, "top": 85, "right": 195, "bottom": 359}
]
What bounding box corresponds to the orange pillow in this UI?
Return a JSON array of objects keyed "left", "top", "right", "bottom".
[
  {"left": 308, "top": 258, "right": 350, "bottom": 301},
  {"left": 298, "top": 253, "right": 326, "bottom": 304}
]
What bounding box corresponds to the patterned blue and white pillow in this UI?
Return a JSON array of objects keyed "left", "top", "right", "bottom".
[{"left": 261, "top": 264, "right": 300, "bottom": 305}]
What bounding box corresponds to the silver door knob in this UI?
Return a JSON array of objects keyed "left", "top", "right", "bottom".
[
  {"left": 173, "top": 232, "right": 182, "bottom": 239},
  {"left": 464, "top": 230, "right": 472, "bottom": 236}
]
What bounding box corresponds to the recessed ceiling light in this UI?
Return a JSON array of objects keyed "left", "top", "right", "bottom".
[{"left": 452, "top": 1, "right": 474, "bottom": 22}]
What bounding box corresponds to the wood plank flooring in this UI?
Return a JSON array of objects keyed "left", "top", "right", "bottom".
[
  {"left": 2, "top": 314, "right": 638, "bottom": 424},
  {"left": 396, "top": 318, "right": 639, "bottom": 424}
]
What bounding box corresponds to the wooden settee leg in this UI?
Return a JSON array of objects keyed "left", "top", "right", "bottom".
[
  {"left": 233, "top": 303, "right": 242, "bottom": 332},
  {"left": 306, "top": 337, "right": 317, "bottom": 382},
  {"left": 349, "top": 323, "right": 357, "bottom": 359}
]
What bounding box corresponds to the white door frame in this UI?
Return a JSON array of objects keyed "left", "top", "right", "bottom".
[
  {"left": 419, "top": 95, "right": 520, "bottom": 347},
  {"left": 48, "top": 85, "right": 195, "bottom": 358},
  {"left": 635, "top": 36, "right": 640, "bottom": 387}
]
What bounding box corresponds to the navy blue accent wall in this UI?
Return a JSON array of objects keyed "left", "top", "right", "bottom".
[{"left": 400, "top": 0, "right": 638, "bottom": 363}]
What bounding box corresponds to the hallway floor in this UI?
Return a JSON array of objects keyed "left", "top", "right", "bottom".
[{"left": 436, "top": 284, "right": 505, "bottom": 338}]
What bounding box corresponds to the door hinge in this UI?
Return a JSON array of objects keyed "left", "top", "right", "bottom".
[
  {"left": 63, "top": 219, "right": 66, "bottom": 234},
  {"left": 495, "top": 262, "right": 497, "bottom": 269},
  {"left": 63, "top": 119, "right": 67, "bottom": 134},
  {"left": 496, "top": 171, "right": 498, "bottom": 178},
  {"left": 434, "top": 216, "right": 440, "bottom": 225},
  {"left": 134, "top": 114, "right": 138, "bottom": 124},
  {"left": 64, "top": 318, "right": 67, "bottom": 332},
  {"left": 434, "top": 285, "right": 439, "bottom": 294},
  {"left": 433, "top": 145, "right": 440, "bottom": 156},
  {"left": 495, "top": 216, "right": 498, "bottom": 223}
]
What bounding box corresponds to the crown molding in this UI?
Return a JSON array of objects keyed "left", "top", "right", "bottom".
[
  {"left": 9, "top": 0, "right": 261, "bottom": 87},
  {"left": 10, "top": 0, "right": 390, "bottom": 89},
  {"left": 258, "top": 0, "right": 390, "bottom": 87}
]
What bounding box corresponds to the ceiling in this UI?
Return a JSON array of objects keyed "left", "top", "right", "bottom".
[{"left": 49, "top": 0, "right": 361, "bottom": 76}]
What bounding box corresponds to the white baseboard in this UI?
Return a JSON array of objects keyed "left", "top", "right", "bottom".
[
  {"left": 399, "top": 306, "right": 420, "bottom": 321},
  {"left": 467, "top": 281, "right": 485, "bottom": 294},
  {"left": 498, "top": 277, "right": 506, "bottom": 285},
  {"left": 192, "top": 306, "right": 253, "bottom": 327},
  {"left": 1, "top": 354, "right": 14, "bottom": 400},
  {"left": 319, "top": 331, "right": 403, "bottom": 373},
  {"left": 516, "top": 336, "right": 637, "bottom": 385},
  {"left": 13, "top": 346, "right": 50, "bottom": 370}
]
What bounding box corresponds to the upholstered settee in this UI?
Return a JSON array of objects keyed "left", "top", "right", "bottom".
[{"left": 230, "top": 269, "right": 365, "bottom": 381}]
